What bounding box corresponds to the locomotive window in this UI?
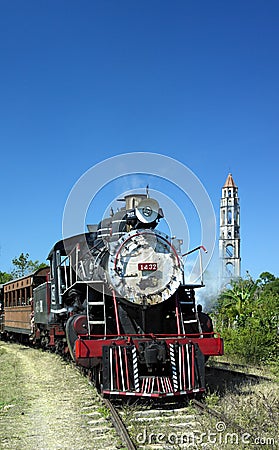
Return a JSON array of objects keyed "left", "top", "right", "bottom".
[{"left": 50, "top": 259, "right": 54, "bottom": 279}]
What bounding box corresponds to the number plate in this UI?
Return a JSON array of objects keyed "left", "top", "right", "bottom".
[{"left": 138, "top": 263, "right": 157, "bottom": 271}]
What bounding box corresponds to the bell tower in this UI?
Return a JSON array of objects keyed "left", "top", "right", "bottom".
[{"left": 219, "top": 173, "right": 241, "bottom": 285}]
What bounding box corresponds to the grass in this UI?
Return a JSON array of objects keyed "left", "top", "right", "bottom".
[
  {"left": 0, "top": 342, "right": 122, "bottom": 449},
  {"left": 97, "top": 404, "right": 111, "bottom": 419},
  {"left": 0, "top": 344, "right": 27, "bottom": 411},
  {"left": 220, "top": 381, "right": 279, "bottom": 436}
]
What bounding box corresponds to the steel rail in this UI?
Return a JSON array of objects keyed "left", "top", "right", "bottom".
[
  {"left": 210, "top": 360, "right": 263, "bottom": 371},
  {"left": 103, "top": 398, "right": 137, "bottom": 450},
  {"left": 192, "top": 399, "right": 258, "bottom": 441},
  {"left": 206, "top": 365, "right": 272, "bottom": 382}
]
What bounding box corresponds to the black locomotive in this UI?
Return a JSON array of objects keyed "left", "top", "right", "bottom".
[{"left": 1, "top": 192, "right": 223, "bottom": 398}]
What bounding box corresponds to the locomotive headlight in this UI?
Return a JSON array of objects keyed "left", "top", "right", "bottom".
[
  {"left": 142, "top": 206, "right": 152, "bottom": 217},
  {"left": 108, "top": 229, "right": 183, "bottom": 305},
  {"left": 135, "top": 198, "right": 159, "bottom": 224}
]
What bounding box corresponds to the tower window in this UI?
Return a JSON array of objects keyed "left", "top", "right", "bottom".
[
  {"left": 226, "top": 244, "right": 234, "bottom": 258},
  {"left": 226, "top": 262, "right": 234, "bottom": 277},
  {"left": 228, "top": 210, "right": 232, "bottom": 224}
]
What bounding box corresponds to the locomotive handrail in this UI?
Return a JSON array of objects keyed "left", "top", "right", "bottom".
[
  {"left": 182, "top": 245, "right": 207, "bottom": 257},
  {"left": 182, "top": 245, "right": 207, "bottom": 285},
  {"left": 56, "top": 243, "right": 85, "bottom": 294}
]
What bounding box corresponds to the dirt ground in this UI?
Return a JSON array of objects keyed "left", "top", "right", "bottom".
[{"left": 0, "top": 342, "right": 123, "bottom": 450}]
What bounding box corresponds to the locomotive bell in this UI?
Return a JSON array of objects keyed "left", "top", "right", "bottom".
[{"left": 135, "top": 198, "right": 160, "bottom": 224}]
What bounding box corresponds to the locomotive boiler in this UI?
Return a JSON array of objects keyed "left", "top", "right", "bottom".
[{"left": 2, "top": 192, "right": 223, "bottom": 398}]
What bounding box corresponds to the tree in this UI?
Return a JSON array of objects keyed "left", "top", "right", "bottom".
[
  {"left": 258, "top": 271, "right": 276, "bottom": 285},
  {"left": 216, "top": 274, "right": 257, "bottom": 328},
  {"left": 0, "top": 271, "right": 13, "bottom": 284},
  {"left": 11, "top": 253, "right": 48, "bottom": 278},
  {"left": 258, "top": 273, "right": 279, "bottom": 296},
  {"left": 215, "top": 272, "right": 279, "bottom": 363}
]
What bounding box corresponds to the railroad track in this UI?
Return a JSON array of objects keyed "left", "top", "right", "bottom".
[
  {"left": 191, "top": 398, "right": 258, "bottom": 440},
  {"left": 102, "top": 397, "right": 137, "bottom": 450},
  {"left": 75, "top": 355, "right": 274, "bottom": 449},
  {"left": 206, "top": 364, "right": 272, "bottom": 382},
  {"left": 96, "top": 365, "right": 273, "bottom": 450},
  {"left": 113, "top": 398, "right": 201, "bottom": 450},
  {"left": 101, "top": 395, "right": 264, "bottom": 450},
  {"left": 2, "top": 342, "right": 275, "bottom": 449},
  {"left": 203, "top": 364, "right": 273, "bottom": 402},
  {"left": 209, "top": 360, "right": 263, "bottom": 371},
  {"left": 101, "top": 396, "right": 261, "bottom": 450}
]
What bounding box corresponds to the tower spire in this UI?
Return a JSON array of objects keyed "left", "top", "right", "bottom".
[
  {"left": 219, "top": 173, "right": 241, "bottom": 286},
  {"left": 223, "top": 173, "right": 236, "bottom": 188}
]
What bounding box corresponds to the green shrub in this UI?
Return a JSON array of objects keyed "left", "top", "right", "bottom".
[{"left": 215, "top": 273, "right": 279, "bottom": 365}]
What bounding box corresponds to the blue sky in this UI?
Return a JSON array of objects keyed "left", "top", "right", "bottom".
[{"left": 0, "top": 0, "right": 278, "bottom": 284}]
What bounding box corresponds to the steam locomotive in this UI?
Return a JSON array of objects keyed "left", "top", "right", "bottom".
[{"left": 0, "top": 192, "right": 223, "bottom": 398}]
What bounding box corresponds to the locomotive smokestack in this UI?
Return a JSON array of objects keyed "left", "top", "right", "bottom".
[{"left": 124, "top": 194, "right": 147, "bottom": 210}]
